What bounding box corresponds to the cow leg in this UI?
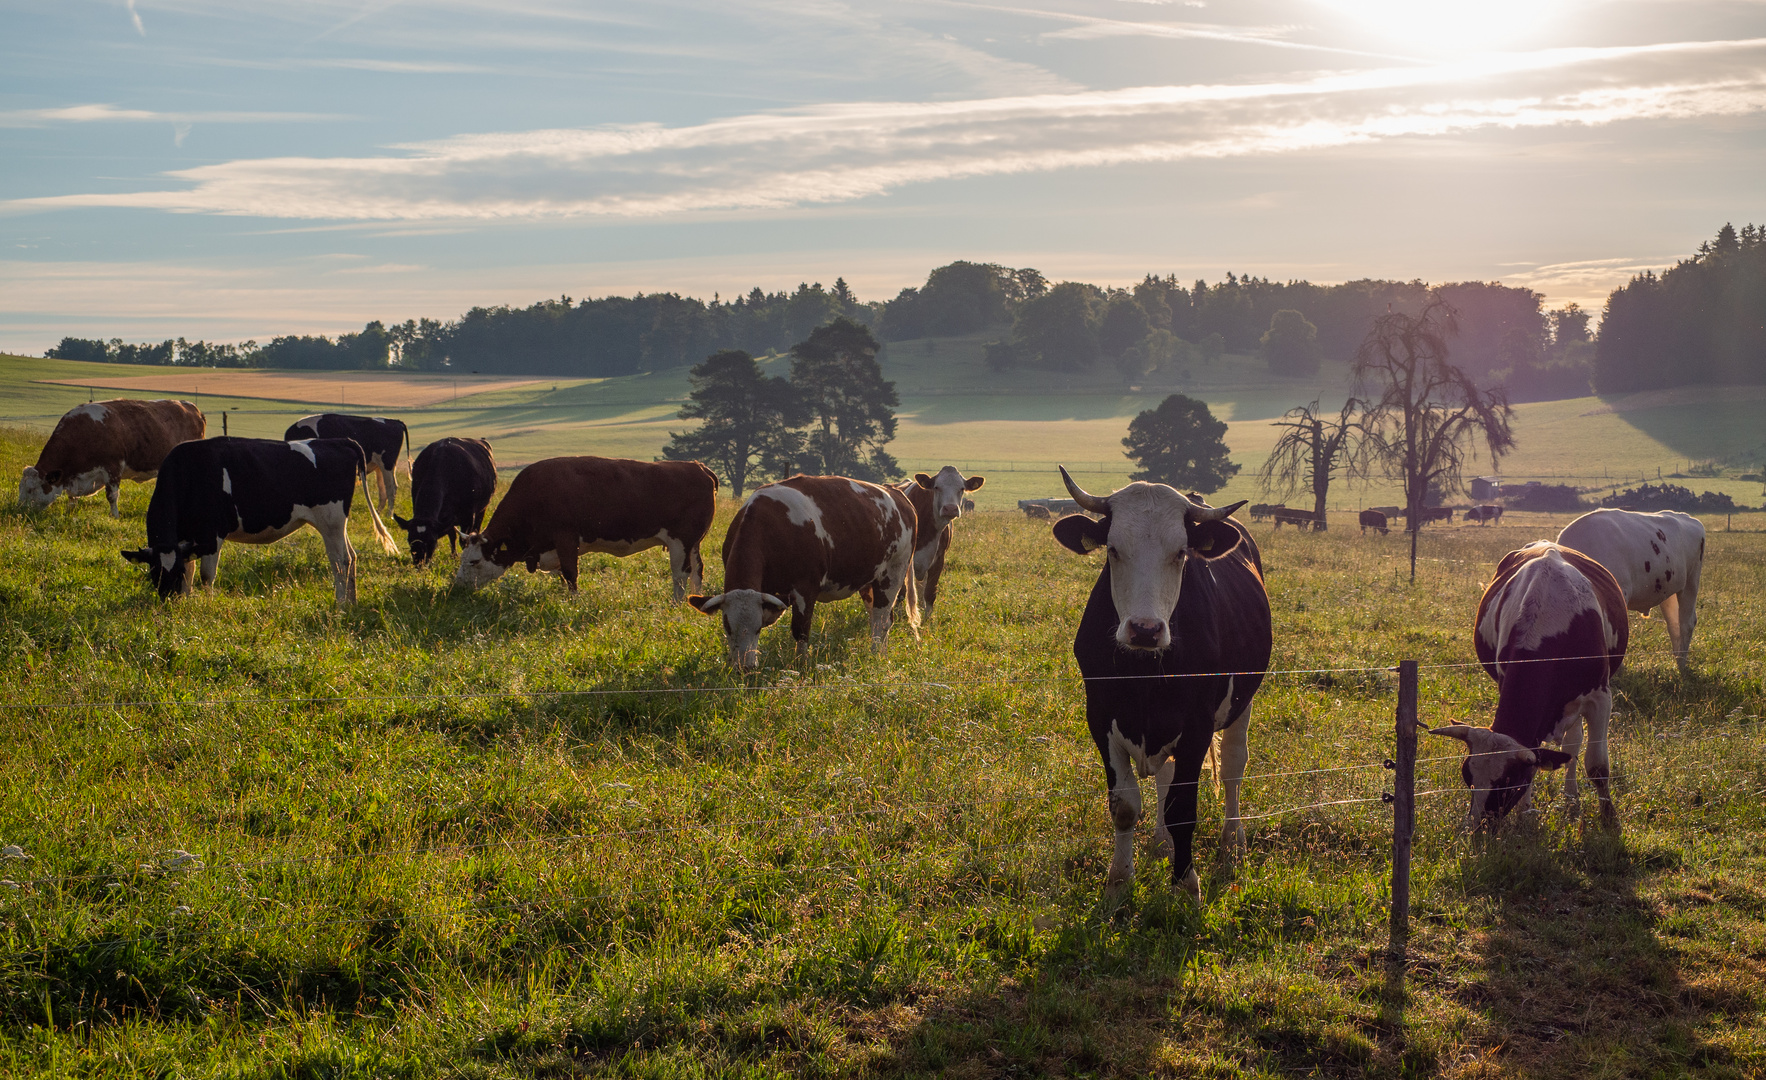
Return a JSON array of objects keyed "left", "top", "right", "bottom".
[
  {"left": 1151, "top": 757, "right": 1176, "bottom": 864},
  {"left": 554, "top": 536, "right": 580, "bottom": 593},
  {"left": 317, "top": 519, "right": 357, "bottom": 604},
  {"left": 1558, "top": 704, "right": 1584, "bottom": 820},
  {"left": 378, "top": 464, "right": 396, "bottom": 513},
  {"left": 1160, "top": 732, "right": 1214, "bottom": 905},
  {"left": 663, "top": 535, "right": 690, "bottom": 602},
  {"left": 106, "top": 480, "right": 121, "bottom": 517},
  {"left": 687, "top": 542, "right": 704, "bottom": 596},
  {"left": 198, "top": 552, "right": 220, "bottom": 589},
  {"left": 1102, "top": 733, "right": 1141, "bottom": 897},
  {"left": 1583, "top": 688, "right": 1616, "bottom": 826},
  {"left": 790, "top": 599, "right": 816, "bottom": 666},
  {"left": 1216, "top": 701, "right": 1252, "bottom": 855},
  {"left": 868, "top": 585, "right": 896, "bottom": 656}
]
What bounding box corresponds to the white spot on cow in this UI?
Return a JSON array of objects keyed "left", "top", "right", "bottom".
[
  {"left": 68, "top": 402, "right": 109, "bottom": 423},
  {"left": 159, "top": 551, "right": 174, "bottom": 571},
  {"left": 754, "top": 484, "right": 831, "bottom": 544},
  {"left": 287, "top": 439, "right": 318, "bottom": 466},
  {"left": 64, "top": 467, "right": 109, "bottom": 499},
  {"left": 1098, "top": 483, "right": 1205, "bottom": 650},
  {"left": 1476, "top": 546, "right": 1601, "bottom": 665},
  {"left": 455, "top": 539, "right": 510, "bottom": 588},
  {"left": 220, "top": 468, "right": 232, "bottom": 495},
  {"left": 17, "top": 467, "right": 50, "bottom": 508}
]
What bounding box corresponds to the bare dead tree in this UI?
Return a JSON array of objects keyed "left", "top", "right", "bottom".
[
  {"left": 1256, "top": 397, "right": 1363, "bottom": 530},
  {"left": 1351, "top": 302, "right": 1516, "bottom": 582}
]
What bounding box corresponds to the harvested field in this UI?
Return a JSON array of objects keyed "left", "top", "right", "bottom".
[{"left": 37, "top": 369, "right": 542, "bottom": 408}]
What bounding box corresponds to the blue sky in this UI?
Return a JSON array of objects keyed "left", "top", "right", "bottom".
[{"left": 3, "top": 0, "right": 1763, "bottom": 350}]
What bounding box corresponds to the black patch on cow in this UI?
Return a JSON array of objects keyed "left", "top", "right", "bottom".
[{"left": 1052, "top": 513, "right": 1109, "bottom": 554}]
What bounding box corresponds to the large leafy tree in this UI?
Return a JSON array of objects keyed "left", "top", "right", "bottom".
[
  {"left": 1352, "top": 301, "right": 1515, "bottom": 581},
  {"left": 1122, "top": 394, "right": 1240, "bottom": 493},
  {"left": 1256, "top": 397, "right": 1363, "bottom": 528},
  {"left": 789, "top": 318, "right": 902, "bottom": 482},
  {"left": 1261, "top": 309, "right": 1321, "bottom": 377},
  {"left": 662, "top": 350, "right": 806, "bottom": 497}
]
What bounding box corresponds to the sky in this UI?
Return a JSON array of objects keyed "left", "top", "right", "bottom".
[{"left": 2, "top": 0, "right": 1763, "bottom": 351}]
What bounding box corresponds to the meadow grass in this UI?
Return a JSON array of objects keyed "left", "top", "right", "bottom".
[{"left": 2, "top": 422, "right": 1765, "bottom": 1077}]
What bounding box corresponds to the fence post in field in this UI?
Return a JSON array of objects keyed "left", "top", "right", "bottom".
[
  {"left": 1388, "top": 659, "right": 1419, "bottom": 959},
  {"left": 222, "top": 411, "right": 228, "bottom": 436}
]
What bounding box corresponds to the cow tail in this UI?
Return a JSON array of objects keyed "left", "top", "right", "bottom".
[
  {"left": 357, "top": 445, "right": 400, "bottom": 555},
  {"left": 900, "top": 536, "right": 920, "bottom": 637},
  {"left": 401, "top": 422, "right": 412, "bottom": 477},
  {"left": 1205, "top": 729, "right": 1224, "bottom": 796}
]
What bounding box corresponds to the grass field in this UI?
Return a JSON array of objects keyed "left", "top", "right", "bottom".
[
  {"left": 2, "top": 418, "right": 1765, "bottom": 1078},
  {"left": 3, "top": 344, "right": 1763, "bottom": 515}
]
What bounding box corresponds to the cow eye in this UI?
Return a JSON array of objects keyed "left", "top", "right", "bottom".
[{"left": 1106, "top": 546, "right": 1118, "bottom": 558}]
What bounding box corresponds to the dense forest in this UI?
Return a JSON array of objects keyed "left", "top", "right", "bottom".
[{"left": 45, "top": 225, "right": 1762, "bottom": 401}]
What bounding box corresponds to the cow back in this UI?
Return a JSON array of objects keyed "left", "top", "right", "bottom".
[
  {"left": 722, "top": 475, "right": 915, "bottom": 596},
  {"left": 147, "top": 436, "right": 364, "bottom": 556},
  {"left": 36, "top": 399, "right": 205, "bottom": 479},
  {"left": 410, "top": 438, "right": 496, "bottom": 522}
]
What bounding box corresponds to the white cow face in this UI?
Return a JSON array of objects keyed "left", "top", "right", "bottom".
[
  {"left": 1053, "top": 477, "right": 1244, "bottom": 651},
  {"left": 913, "top": 467, "right": 986, "bottom": 527},
  {"left": 454, "top": 534, "right": 511, "bottom": 589},
  {"left": 689, "top": 589, "right": 788, "bottom": 670},
  {"left": 1428, "top": 724, "right": 1573, "bottom": 829},
  {"left": 18, "top": 467, "right": 54, "bottom": 509}
]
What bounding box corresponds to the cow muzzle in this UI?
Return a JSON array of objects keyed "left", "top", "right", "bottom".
[{"left": 1121, "top": 617, "right": 1168, "bottom": 650}]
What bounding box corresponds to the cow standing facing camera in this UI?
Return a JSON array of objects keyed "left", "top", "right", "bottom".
[
  {"left": 898, "top": 466, "right": 985, "bottom": 618},
  {"left": 1052, "top": 467, "right": 1272, "bottom": 903},
  {"left": 394, "top": 437, "right": 497, "bottom": 567},
  {"left": 1430, "top": 542, "right": 1629, "bottom": 830}
]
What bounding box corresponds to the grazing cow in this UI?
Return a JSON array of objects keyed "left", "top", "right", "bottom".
[
  {"left": 688, "top": 475, "right": 919, "bottom": 670},
  {"left": 120, "top": 436, "right": 398, "bottom": 604},
  {"left": 20, "top": 399, "right": 205, "bottom": 516},
  {"left": 897, "top": 466, "right": 986, "bottom": 618},
  {"left": 1247, "top": 503, "right": 1282, "bottom": 522},
  {"left": 1023, "top": 503, "right": 1051, "bottom": 520},
  {"left": 1430, "top": 542, "right": 1628, "bottom": 829},
  {"left": 393, "top": 437, "right": 497, "bottom": 567},
  {"left": 1271, "top": 507, "right": 1323, "bottom": 530},
  {"left": 1465, "top": 504, "right": 1505, "bottom": 525},
  {"left": 1402, "top": 506, "right": 1453, "bottom": 525},
  {"left": 283, "top": 414, "right": 408, "bottom": 512},
  {"left": 1359, "top": 509, "right": 1389, "bottom": 535},
  {"left": 1052, "top": 468, "right": 1272, "bottom": 903},
  {"left": 1558, "top": 508, "right": 1705, "bottom": 668},
  {"left": 455, "top": 456, "right": 717, "bottom": 599}
]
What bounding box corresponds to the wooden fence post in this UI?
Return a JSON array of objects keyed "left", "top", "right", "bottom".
[{"left": 1389, "top": 659, "right": 1418, "bottom": 959}]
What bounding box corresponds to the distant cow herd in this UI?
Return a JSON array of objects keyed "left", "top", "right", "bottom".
[{"left": 20, "top": 397, "right": 1712, "bottom": 899}]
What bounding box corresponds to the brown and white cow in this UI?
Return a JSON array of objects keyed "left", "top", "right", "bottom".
[
  {"left": 454, "top": 456, "right": 717, "bottom": 599},
  {"left": 897, "top": 466, "right": 985, "bottom": 618},
  {"left": 1430, "top": 542, "right": 1628, "bottom": 830},
  {"left": 689, "top": 475, "right": 919, "bottom": 670},
  {"left": 20, "top": 399, "right": 205, "bottom": 516},
  {"left": 1465, "top": 504, "right": 1504, "bottom": 525},
  {"left": 1558, "top": 508, "right": 1705, "bottom": 669}
]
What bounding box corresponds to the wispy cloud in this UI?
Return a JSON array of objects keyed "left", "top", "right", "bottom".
[
  {"left": 9, "top": 37, "right": 1764, "bottom": 222},
  {"left": 125, "top": 0, "right": 145, "bottom": 36},
  {"left": 0, "top": 104, "right": 347, "bottom": 128}
]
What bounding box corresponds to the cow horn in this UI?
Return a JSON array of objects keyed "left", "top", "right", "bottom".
[
  {"left": 1188, "top": 499, "right": 1246, "bottom": 523},
  {"left": 1427, "top": 724, "right": 1474, "bottom": 743},
  {"left": 1059, "top": 466, "right": 1109, "bottom": 514}
]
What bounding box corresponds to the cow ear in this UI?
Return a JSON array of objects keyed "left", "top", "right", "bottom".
[
  {"left": 1052, "top": 513, "right": 1108, "bottom": 555},
  {"left": 393, "top": 514, "right": 411, "bottom": 529},
  {"left": 1533, "top": 748, "right": 1573, "bottom": 770},
  {"left": 121, "top": 548, "right": 149, "bottom": 564},
  {"left": 688, "top": 594, "right": 724, "bottom": 614},
  {"left": 1186, "top": 519, "right": 1242, "bottom": 558},
  {"left": 963, "top": 474, "right": 986, "bottom": 491},
  {"left": 913, "top": 473, "right": 934, "bottom": 489}
]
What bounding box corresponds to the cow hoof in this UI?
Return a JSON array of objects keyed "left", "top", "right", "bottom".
[
  {"left": 1219, "top": 822, "right": 1246, "bottom": 856},
  {"left": 1151, "top": 832, "right": 1173, "bottom": 863},
  {"left": 1176, "top": 866, "right": 1201, "bottom": 906}
]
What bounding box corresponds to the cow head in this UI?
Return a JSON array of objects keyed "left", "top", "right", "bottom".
[
  {"left": 394, "top": 513, "right": 444, "bottom": 568},
  {"left": 121, "top": 541, "right": 198, "bottom": 598},
  {"left": 913, "top": 467, "right": 986, "bottom": 528},
  {"left": 18, "top": 467, "right": 56, "bottom": 509},
  {"left": 454, "top": 532, "right": 514, "bottom": 589},
  {"left": 1428, "top": 723, "right": 1573, "bottom": 829},
  {"left": 688, "top": 590, "right": 790, "bottom": 670},
  {"left": 1051, "top": 466, "right": 1245, "bottom": 651}
]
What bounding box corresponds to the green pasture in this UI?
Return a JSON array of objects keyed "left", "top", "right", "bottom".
[
  {"left": 2, "top": 420, "right": 1765, "bottom": 1077},
  {"left": 3, "top": 345, "right": 1762, "bottom": 515}
]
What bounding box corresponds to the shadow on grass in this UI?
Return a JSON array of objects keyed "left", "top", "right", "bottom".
[{"left": 1454, "top": 827, "right": 1729, "bottom": 1075}]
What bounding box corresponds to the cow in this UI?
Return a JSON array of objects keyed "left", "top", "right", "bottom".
[
  {"left": 1247, "top": 503, "right": 1282, "bottom": 522},
  {"left": 1271, "top": 507, "right": 1323, "bottom": 530},
  {"left": 1359, "top": 509, "right": 1389, "bottom": 535},
  {"left": 1465, "top": 504, "right": 1504, "bottom": 525},
  {"left": 20, "top": 399, "right": 205, "bottom": 516},
  {"left": 897, "top": 466, "right": 986, "bottom": 618},
  {"left": 283, "top": 414, "right": 408, "bottom": 512},
  {"left": 1429, "top": 542, "right": 1628, "bottom": 830},
  {"left": 1403, "top": 506, "right": 1453, "bottom": 525},
  {"left": 392, "top": 437, "right": 497, "bottom": 567},
  {"left": 454, "top": 456, "right": 717, "bottom": 599},
  {"left": 1051, "top": 467, "right": 1272, "bottom": 903},
  {"left": 1557, "top": 508, "right": 1705, "bottom": 669},
  {"left": 1023, "top": 503, "right": 1051, "bottom": 520},
  {"left": 688, "top": 475, "right": 919, "bottom": 671},
  {"left": 1368, "top": 505, "right": 1401, "bottom": 518},
  {"left": 120, "top": 436, "right": 398, "bottom": 604}
]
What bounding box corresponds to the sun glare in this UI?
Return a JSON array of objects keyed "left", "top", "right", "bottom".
[{"left": 1313, "top": 0, "right": 1567, "bottom": 52}]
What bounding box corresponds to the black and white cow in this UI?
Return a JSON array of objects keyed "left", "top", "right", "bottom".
[
  {"left": 121, "top": 436, "right": 398, "bottom": 604},
  {"left": 283, "top": 414, "right": 408, "bottom": 512},
  {"left": 1558, "top": 508, "right": 1704, "bottom": 669},
  {"left": 898, "top": 466, "right": 986, "bottom": 618},
  {"left": 393, "top": 437, "right": 497, "bottom": 567},
  {"left": 1430, "top": 542, "right": 1629, "bottom": 829},
  {"left": 1052, "top": 468, "right": 1273, "bottom": 902}
]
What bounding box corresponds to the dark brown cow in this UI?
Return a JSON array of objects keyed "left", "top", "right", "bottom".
[
  {"left": 1271, "top": 507, "right": 1323, "bottom": 530},
  {"left": 454, "top": 456, "right": 717, "bottom": 599},
  {"left": 688, "top": 475, "right": 919, "bottom": 670},
  {"left": 20, "top": 399, "right": 205, "bottom": 516},
  {"left": 898, "top": 466, "right": 985, "bottom": 618},
  {"left": 1403, "top": 506, "right": 1454, "bottom": 525},
  {"left": 1359, "top": 509, "right": 1389, "bottom": 535},
  {"left": 1465, "top": 504, "right": 1504, "bottom": 525},
  {"left": 1430, "top": 542, "right": 1628, "bottom": 830}
]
